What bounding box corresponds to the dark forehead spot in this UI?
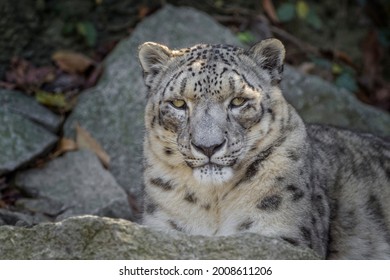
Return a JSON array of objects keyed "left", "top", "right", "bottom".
[{"left": 185, "top": 44, "right": 240, "bottom": 66}]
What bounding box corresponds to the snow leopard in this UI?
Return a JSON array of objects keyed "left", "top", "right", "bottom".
[{"left": 138, "top": 38, "right": 390, "bottom": 259}]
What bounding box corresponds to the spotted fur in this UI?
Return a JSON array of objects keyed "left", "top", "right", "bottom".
[{"left": 138, "top": 39, "right": 390, "bottom": 259}]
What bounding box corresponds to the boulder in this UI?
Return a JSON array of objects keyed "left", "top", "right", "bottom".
[
  {"left": 0, "top": 215, "right": 319, "bottom": 259},
  {"left": 282, "top": 66, "right": 390, "bottom": 137},
  {"left": 14, "top": 150, "right": 133, "bottom": 222},
  {"left": 0, "top": 89, "right": 60, "bottom": 175}
]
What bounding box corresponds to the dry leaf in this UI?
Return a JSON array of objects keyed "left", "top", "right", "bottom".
[
  {"left": 0, "top": 80, "right": 16, "bottom": 90},
  {"left": 296, "top": 0, "right": 309, "bottom": 19},
  {"left": 332, "top": 50, "right": 356, "bottom": 69},
  {"left": 0, "top": 200, "right": 6, "bottom": 208},
  {"left": 52, "top": 138, "right": 78, "bottom": 158},
  {"left": 138, "top": 5, "right": 150, "bottom": 19},
  {"left": 76, "top": 123, "right": 110, "bottom": 168},
  {"left": 52, "top": 51, "right": 94, "bottom": 74},
  {"left": 35, "top": 90, "right": 67, "bottom": 108},
  {"left": 262, "top": 0, "right": 279, "bottom": 23},
  {"left": 4, "top": 57, "right": 55, "bottom": 91},
  {"left": 298, "top": 62, "right": 315, "bottom": 74}
]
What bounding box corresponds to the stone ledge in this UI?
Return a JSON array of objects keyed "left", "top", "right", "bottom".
[{"left": 0, "top": 215, "right": 319, "bottom": 260}]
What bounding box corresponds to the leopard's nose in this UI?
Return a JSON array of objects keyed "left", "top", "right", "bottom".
[{"left": 191, "top": 140, "right": 226, "bottom": 158}]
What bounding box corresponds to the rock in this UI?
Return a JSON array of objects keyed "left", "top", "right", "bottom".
[
  {"left": 0, "top": 89, "right": 60, "bottom": 175},
  {"left": 15, "top": 197, "right": 66, "bottom": 218},
  {"left": 14, "top": 150, "right": 133, "bottom": 222},
  {"left": 0, "top": 89, "right": 62, "bottom": 132},
  {"left": 0, "top": 209, "right": 48, "bottom": 227},
  {"left": 0, "top": 215, "right": 319, "bottom": 259},
  {"left": 64, "top": 5, "right": 389, "bottom": 197},
  {"left": 282, "top": 66, "right": 390, "bottom": 137}
]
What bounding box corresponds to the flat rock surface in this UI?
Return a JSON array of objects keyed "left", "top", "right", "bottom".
[
  {"left": 0, "top": 215, "right": 319, "bottom": 259},
  {"left": 0, "top": 89, "right": 61, "bottom": 176},
  {"left": 14, "top": 150, "right": 133, "bottom": 222}
]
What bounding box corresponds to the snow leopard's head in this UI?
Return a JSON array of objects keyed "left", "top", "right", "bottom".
[{"left": 139, "top": 39, "right": 286, "bottom": 184}]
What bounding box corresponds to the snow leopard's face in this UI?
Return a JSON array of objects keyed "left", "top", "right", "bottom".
[{"left": 139, "top": 39, "right": 285, "bottom": 184}]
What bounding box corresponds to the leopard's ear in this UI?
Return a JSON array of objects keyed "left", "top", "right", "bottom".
[
  {"left": 138, "top": 42, "right": 172, "bottom": 87},
  {"left": 248, "top": 38, "right": 285, "bottom": 84}
]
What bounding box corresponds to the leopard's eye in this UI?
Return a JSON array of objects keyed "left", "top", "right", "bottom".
[
  {"left": 170, "top": 99, "right": 187, "bottom": 109},
  {"left": 230, "top": 97, "right": 247, "bottom": 107}
]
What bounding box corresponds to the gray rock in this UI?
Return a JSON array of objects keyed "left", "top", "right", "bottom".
[
  {"left": 0, "top": 215, "right": 319, "bottom": 259},
  {"left": 0, "top": 89, "right": 62, "bottom": 132},
  {"left": 0, "top": 89, "right": 61, "bottom": 175},
  {"left": 0, "top": 208, "right": 48, "bottom": 227},
  {"left": 14, "top": 150, "right": 133, "bottom": 222},
  {"left": 64, "top": 5, "right": 389, "bottom": 197},
  {"left": 282, "top": 66, "right": 390, "bottom": 137},
  {"left": 15, "top": 197, "right": 66, "bottom": 218}
]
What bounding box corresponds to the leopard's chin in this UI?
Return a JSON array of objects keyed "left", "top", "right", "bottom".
[{"left": 192, "top": 164, "right": 233, "bottom": 185}]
